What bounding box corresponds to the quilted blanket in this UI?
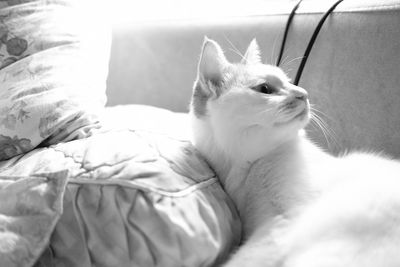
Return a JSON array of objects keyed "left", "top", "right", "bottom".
[{"left": 0, "top": 105, "right": 241, "bottom": 267}]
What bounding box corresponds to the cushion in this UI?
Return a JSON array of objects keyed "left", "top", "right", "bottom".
[
  {"left": 0, "top": 0, "right": 111, "bottom": 161},
  {"left": 0, "top": 105, "right": 241, "bottom": 267},
  {"left": 0, "top": 170, "right": 69, "bottom": 267}
]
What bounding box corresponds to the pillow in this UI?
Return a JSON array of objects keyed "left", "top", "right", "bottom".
[
  {"left": 0, "top": 0, "right": 111, "bottom": 161},
  {"left": 0, "top": 170, "right": 69, "bottom": 267}
]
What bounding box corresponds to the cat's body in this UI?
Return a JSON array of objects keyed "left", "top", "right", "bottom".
[{"left": 190, "top": 38, "right": 400, "bottom": 267}]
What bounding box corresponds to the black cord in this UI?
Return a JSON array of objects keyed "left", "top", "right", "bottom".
[
  {"left": 276, "top": 0, "right": 303, "bottom": 66},
  {"left": 293, "top": 0, "right": 344, "bottom": 86}
]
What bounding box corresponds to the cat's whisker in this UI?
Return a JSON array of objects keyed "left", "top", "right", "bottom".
[
  {"left": 310, "top": 105, "right": 334, "bottom": 121},
  {"left": 276, "top": 107, "right": 286, "bottom": 115},
  {"left": 310, "top": 112, "right": 331, "bottom": 139},
  {"left": 279, "top": 55, "right": 290, "bottom": 68},
  {"left": 276, "top": 46, "right": 292, "bottom": 67},
  {"left": 281, "top": 56, "right": 305, "bottom": 68},
  {"left": 310, "top": 110, "right": 340, "bottom": 151},
  {"left": 310, "top": 113, "right": 330, "bottom": 147},
  {"left": 310, "top": 108, "right": 339, "bottom": 144},
  {"left": 224, "top": 36, "right": 245, "bottom": 61},
  {"left": 256, "top": 107, "right": 274, "bottom": 116},
  {"left": 228, "top": 48, "right": 245, "bottom": 61},
  {"left": 269, "top": 34, "right": 279, "bottom": 66}
]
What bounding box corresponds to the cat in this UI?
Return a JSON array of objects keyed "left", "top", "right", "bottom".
[{"left": 189, "top": 37, "right": 400, "bottom": 267}]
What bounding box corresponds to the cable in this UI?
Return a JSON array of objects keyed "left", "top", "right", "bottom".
[
  {"left": 276, "top": 0, "right": 303, "bottom": 66},
  {"left": 293, "top": 0, "right": 344, "bottom": 86}
]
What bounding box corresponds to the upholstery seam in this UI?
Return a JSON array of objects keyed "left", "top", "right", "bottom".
[
  {"left": 295, "top": 4, "right": 400, "bottom": 14},
  {"left": 67, "top": 177, "right": 219, "bottom": 198},
  {"left": 227, "top": 4, "right": 400, "bottom": 17}
]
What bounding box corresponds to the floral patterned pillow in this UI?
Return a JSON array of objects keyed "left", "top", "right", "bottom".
[{"left": 0, "top": 0, "right": 110, "bottom": 161}]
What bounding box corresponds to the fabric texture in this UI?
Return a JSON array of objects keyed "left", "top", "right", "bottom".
[
  {"left": 0, "top": 0, "right": 111, "bottom": 161},
  {"left": 0, "top": 170, "right": 69, "bottom": 267},
  {"left": 0, "top": 105, "right": 242, "bottom": 267}
]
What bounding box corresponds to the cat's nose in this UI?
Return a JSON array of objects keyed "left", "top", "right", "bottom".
[
  {"left": 295, "top": 94, "right": 307, "bottom": 101},
  {"left": 292, "top": 86, "right": 308, "bottom": 101}
]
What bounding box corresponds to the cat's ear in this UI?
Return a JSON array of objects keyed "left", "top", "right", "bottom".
[
  {"left": 241, "top": 39, "right": 261, "bottom": 65},
  {"left": 197, "top": 37, "right": 229, "bottom": 91}
]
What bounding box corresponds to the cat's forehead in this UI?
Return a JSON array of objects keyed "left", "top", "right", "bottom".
[{"left": 231, "top": 63, "right": 289, "bottom": 86}]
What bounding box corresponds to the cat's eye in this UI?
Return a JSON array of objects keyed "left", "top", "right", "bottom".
[{"left": 253, "top": 83, "right": 277, "bottom": 95}]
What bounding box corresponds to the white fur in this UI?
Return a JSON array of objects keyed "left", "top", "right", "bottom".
[{"left": 190, "top": 39, "right": 400, "bottom": 267}]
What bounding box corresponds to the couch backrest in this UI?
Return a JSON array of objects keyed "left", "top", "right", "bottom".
[{"left": 106, "top": 0, "right": 400, "bottom": 157}]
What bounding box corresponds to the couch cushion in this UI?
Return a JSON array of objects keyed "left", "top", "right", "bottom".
[
  {"left": 0, "top": 105, "right": 241, "bottom": 267},
  {"left": 0, "top": 170, "right": 68, "bottom": 267}
]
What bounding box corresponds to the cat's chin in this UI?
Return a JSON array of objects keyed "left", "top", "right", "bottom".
[{"left": 274, "top": 106, "right": 310, "bottom": 128}]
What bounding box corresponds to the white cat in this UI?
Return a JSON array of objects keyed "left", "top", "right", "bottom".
[{"left": 190, "top": 37, "right": 400, "bottom": 267}]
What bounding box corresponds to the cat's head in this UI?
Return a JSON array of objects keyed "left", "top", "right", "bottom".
[{"left": 190, "top": 37, "right": 310, "bottom": 162}]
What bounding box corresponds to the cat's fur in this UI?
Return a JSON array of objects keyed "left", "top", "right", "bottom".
[{"left": 190, "top": 37, "right": 400, "bottom": 267}]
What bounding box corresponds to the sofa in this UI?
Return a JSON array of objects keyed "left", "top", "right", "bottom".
[
  {"left": 107, "top": 0, "right": 400, "bottom": 157},
  {"left": 0, "top": 0, "right": 399, "bottom": 266}
]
